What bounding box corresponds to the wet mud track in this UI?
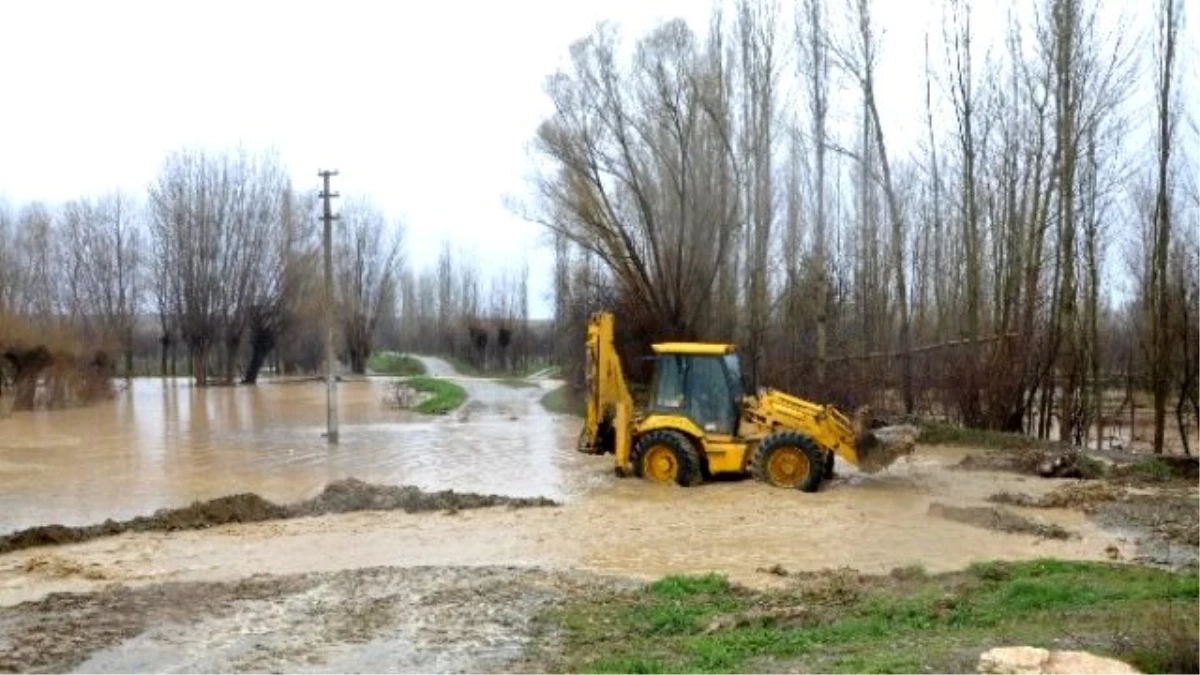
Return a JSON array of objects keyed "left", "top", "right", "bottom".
[{"left": 0, "top": 566, "right": 621, "bottom": 674}]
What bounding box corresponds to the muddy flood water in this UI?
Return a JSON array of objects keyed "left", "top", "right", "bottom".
[
  {"left": 0, "top": 360, "right": 592, "bottom": 534},
  {"left": 0, "top": 356, "right": 1141, "bottom": 611}
]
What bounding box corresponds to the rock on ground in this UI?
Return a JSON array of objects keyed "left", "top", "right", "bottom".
[{"left": 978, "top": 646, "right": 1141, "bottom": 674}]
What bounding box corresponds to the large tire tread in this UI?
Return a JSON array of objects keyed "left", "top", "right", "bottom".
[
  {"left": 631, "top": 430, "right": 702, "bottom": 487},
  {"left": 750, "top": 431, "right": 825, "bottom": 492}
]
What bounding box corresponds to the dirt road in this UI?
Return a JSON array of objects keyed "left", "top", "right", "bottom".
[{"left": 0, "top": 358, "right": 1194, "bottom": 672}]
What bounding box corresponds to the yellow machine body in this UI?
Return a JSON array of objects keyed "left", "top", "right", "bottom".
[{"left": 577, "top": 312, "right": 878, "bottom": 490}]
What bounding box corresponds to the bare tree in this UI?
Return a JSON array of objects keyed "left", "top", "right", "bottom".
[
  {"left": 834, "top": 0, "right": 914, "bottom": 413},
  {"left": 1146, "top": 0, "right": 1181, "bottom": 453},
  {"left": 736, "top": 0, "right": 779, "bottom": 387},
  {"left": 333, "top": 199, "right": 402, "bottom": 374},
  {"left": 148, "top": 148, "right": 287, "bottom": 386},
  {"left": 799, "top": 0, "right": 831, "bottom": 386},
  {"left": 243, "top": 187, "right": 318, "bottom": 383},
  {"left": 59, "top": 192, "right": 142, "bottom": 376},
  {"left": 531, "top": 20, "right": 740, "bottom": 345}
]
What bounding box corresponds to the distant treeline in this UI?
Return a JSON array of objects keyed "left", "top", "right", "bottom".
[
  {"left": 0, "top": 148, "right": 546, "bottom": 409},
  {"left": 529, "top": 0, "right": 1197, "bottom": 454}
]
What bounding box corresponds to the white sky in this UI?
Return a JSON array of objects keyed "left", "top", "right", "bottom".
[{"left": 0, "top": 0, "right": 1187, "bottom": 318}]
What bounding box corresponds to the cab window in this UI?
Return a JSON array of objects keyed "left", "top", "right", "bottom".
[
  {"left": 687, "top": 356, "right": 735, "bottom": 434},
  {"left": 653, "top": 355, "right": 687, "bottom": 409}
]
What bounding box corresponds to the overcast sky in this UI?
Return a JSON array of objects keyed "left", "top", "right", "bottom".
[{"left": 0, "top": 0, "right": 1187, "bottom": 318}]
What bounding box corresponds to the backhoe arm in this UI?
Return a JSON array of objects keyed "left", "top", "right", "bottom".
[{"left": 577, "top": 312, "right": 634, "bottom": 472}]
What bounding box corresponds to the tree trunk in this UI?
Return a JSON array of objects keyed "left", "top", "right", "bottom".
[
  {"left": 193, "top": 347, "right": 209, "bottom": 387},
  {"left": 242, "top": 328, "right": 276, "bottom": 385},
  {"left": 160, "top": 334, "right": 169, "bottom": 379},
  {"left": 4, "top": 348, "right": 52, "bottom": 411}
]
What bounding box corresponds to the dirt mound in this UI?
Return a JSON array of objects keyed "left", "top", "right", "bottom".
[
  {"left": 990, "top": 483, "right": 1128, "bottom": 512},
  {"left": 292, "top": 479, "right": 557, "bottom": 517},
  {"left": 928, "top": 503, "right": 1073, "bottom": 540},
  {"left": 20, "top": 553, "right": 111, "bottom": 580},
  {"left": 131, "top": 493, "right": 290, "bottom": 531},
  {"left": 956, "top": 448, "right": 1104, "bottom": 479},
  {"left": 0, "top": 479, "right": 559, "bottom": 557}
]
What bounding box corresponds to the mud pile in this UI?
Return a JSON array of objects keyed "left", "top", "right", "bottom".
[
  {"left": 0, "top": 479, "right": 558, "bottom": 556},
  {"left": 291, "top": 479, "right": 557, "bottom": 517},
  {"left": 990, "top": 483, "right": 1128, "bottom": 512},
  {"left": 955, "top": 447, "right": 1104, "bottom": 479},
  {"left": 927, "top": 502, "right": 1073, "bottom": 540}
]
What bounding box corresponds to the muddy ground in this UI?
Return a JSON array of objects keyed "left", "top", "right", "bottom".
[
  {"left": 958, "top": 448, "right": 1200, "bottom": 568},
  {"left": 0, "top": 357, "right": 1196, "bottom": 673},
  {"left": 0, "top": 566, "right": 626, "bottom": 674},
  {"left": 0, "top": 479, "right": 556, "bottom": 556}
]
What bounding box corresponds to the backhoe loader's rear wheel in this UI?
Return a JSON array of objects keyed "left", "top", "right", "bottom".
[
  {"left": 632, "top": 430, "right": 702, "bottom": 487},
  {"left": 750, "top": 432, "right": 825, "bottom": 492}
]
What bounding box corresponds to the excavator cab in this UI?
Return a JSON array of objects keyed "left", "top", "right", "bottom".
[{"left": 648, "top": 345, "right": 744, "bottom": 436}]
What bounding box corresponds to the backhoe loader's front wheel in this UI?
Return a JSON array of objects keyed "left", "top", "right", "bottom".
[
  {"left": 751, "top": 432, "right": 825, "bottom": 492},
  {"left": 632, "top": 430, "right": 702, "bottom": 487}
]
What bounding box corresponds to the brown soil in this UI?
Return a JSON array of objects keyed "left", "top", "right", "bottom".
[
  {"left": 0, "top": 566, "right": 613, "bottom": 674},
  {"left": 19, "top": 554, "right": 112, "bottom": 581},
  {"left": 927, "top": 503, "right": 1074, "bottom": 540},
  {"left": 0, "top": 479, "right": 557, "bottom": 557},
  {"left": 954, "top": 447, "right": 1104, "bottom": 479},
  {"left": 989, "top": 483, "right": 1129, "bottom": 511},
  {"left": 1093, "top": 492, "right": 1200, "bottom": 564}
]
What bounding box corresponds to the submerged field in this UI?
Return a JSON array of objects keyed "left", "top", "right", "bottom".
[{"left": 0, "top": 357, "right": 1196, "bottom": 673}]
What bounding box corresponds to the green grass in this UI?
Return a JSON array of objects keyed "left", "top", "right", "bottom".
[
  {"left": 405, "top": 376, "right": 467, "bottom": 415},
  {"left": 1104, "top": 456, "right": 1198, "bottom": 486},
  {"left": 535, "top": 560, "right": 1199, "bottom": 674},
  {"left": 367, "top": 351, "right": 426, "bottom": 376},
  {"left": 917, "top": 423, "right": 1053, "bottom": 450},
  {"left": 540, "top": 384, "right": 585, "bottom": 417}
]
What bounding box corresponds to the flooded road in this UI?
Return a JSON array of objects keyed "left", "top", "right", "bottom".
[
  {"left": 0, "top": 444, "right": 1129, "bottom": 607},
  {"left": 0, "top": 357, "right": 1141, "bottom": 609},
  {"left": 0, "top": 358, "right": 592, "bottom": 534}
]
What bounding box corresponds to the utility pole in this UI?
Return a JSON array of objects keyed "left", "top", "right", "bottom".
[{"left": 319, "top": 169, "right": 340, "bottom": 444}]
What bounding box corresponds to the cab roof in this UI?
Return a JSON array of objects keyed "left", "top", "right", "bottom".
[{"left": 650, "top": 342, "right": 736, "bottom": 356}]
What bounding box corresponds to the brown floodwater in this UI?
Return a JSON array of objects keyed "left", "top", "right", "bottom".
[
  {"left": 0, "top": 448, "right": 1122, "bottom": 606},
  {"left": 0, "top": 358, "right": 1129, "bottom": 607},
  {"left": 0, "top": 359, "right": 591, "bottom": 534}
]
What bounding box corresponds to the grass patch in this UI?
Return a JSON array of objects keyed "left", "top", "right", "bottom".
[
  {"left": 1109, "top": 456, "right": 1198, "bottom": 486},
  {"left": 366, "top": 351, "right": 425, "bottom": 376},
  {"left": 534, "top": 560, "right": 1198, "bottom": 674},
  {"left": 497, "top": 377, "right": 539, "bottom": 389},
  {"left": 917, "top": 423, "right": 1050, "bottom": 450},
  {"left": 540, "top": 384, "right": 585, "bottom": 417},
  {"left": 405, "top": 376, "right": 467, "bottom": 415}
]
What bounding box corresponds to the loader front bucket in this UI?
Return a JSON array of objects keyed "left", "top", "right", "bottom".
[{"left": 854, "top": 426, "right": 916, "bottom": 474}]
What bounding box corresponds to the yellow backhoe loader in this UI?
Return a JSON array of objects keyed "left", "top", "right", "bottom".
[{"left": 577, "top": 311, "right": 904, "bottom": 490}]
